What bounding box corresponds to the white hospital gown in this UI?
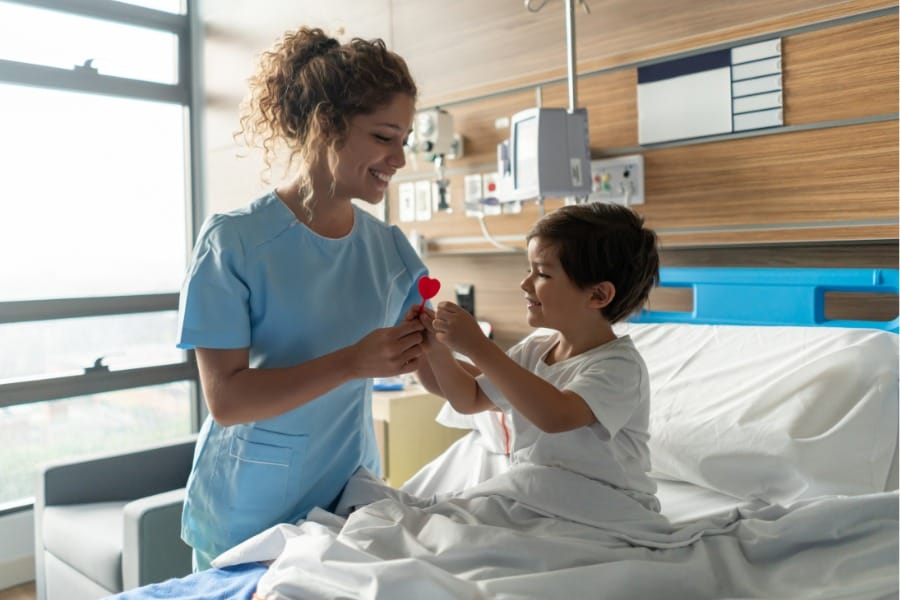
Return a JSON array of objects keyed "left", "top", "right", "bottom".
[{"left": 404, "top": 332, "right": 658, "bottom": 511}]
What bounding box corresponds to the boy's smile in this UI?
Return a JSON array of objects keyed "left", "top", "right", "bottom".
[{"left": 521, "top": 238, "right": 593, "bottom": 330}]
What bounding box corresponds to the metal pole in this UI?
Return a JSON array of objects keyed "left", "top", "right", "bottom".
[{"left": 565, "top": 0, "right": 577, "bottom": 112}]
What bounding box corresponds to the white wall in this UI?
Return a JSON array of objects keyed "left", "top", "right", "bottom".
[{"left": 0, "top": 509, "right": 35, "bottom": 589}]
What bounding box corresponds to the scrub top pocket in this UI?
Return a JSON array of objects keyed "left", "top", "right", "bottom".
[{"left": 224, "top": 429, "right": 308, "bottom": 515}]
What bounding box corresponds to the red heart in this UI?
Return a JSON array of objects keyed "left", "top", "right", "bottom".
[{"left": 418, "top": 276, "right": 441, "bottom": 300}]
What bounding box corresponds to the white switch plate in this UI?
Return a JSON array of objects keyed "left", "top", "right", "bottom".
[
  {"left": 414, "top": 180, "right": 432, "bottom": 221},
  {"left": 398, "top": 182, "right": 415, "bottom": 222},
  {"left": 587, "top": 154, "right": 645, "bottom": 206},
  {"left": 464, "top": 174, "right": 483, "bottom": 217}
]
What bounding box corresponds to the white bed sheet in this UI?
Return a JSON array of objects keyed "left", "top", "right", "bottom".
[
  {"left": 654, "top": 477, "right": 761, "bottom": 524},
  {"left": 401, "top": 429, "right": 762, "bottom": 526},
  {"left": 214, "top": 466, "right": 899, "bottom": 600},
  {"left": 620, "top": 322, "right": 899, "bottom": 504}
]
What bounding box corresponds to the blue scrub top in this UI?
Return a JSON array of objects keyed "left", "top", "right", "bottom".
[{"left": 176, "top": 192, "right": 426, "bottom": 558}]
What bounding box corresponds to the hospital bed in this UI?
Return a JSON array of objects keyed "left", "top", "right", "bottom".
[{"left": 114, "top": 267, "right": 899, "bottom": 600}]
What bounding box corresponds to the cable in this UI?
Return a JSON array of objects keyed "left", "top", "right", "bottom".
[{"left": 477, "top": 213, "right": 525, "bottom": 253}]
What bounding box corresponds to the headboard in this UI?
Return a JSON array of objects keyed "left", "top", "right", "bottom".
[{"left": 632, "top": 267, "right": 899, "bottom": 332}]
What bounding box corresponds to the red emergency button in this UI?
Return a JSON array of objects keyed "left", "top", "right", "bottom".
[{"left": 487, "top": 181, "right": 496, "bottom": 192}]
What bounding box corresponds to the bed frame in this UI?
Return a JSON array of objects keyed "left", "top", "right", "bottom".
[{"left": 632, "top": 267, "right": 899, "bottom": 332}]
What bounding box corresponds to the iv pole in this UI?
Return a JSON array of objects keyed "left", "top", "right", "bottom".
[
  {"left": 528, "top": 0, "right": 583, "bottom": 112},
  {"left": 565, "top": 0, "right": 577, "bottom": 114}
]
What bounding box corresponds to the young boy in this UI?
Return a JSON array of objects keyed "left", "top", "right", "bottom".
[{"left": 413, "top": 202, "right": 661, "bottom": 510}]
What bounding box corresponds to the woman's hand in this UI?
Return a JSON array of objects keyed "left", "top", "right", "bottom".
[
  {"left": 405, "top": 305, "right": 441, "bottom": 355},
  {"left": 350, "top": 319, "right": 424, "bottom": 378},
  {"left": 432, "top": 301, "right": 488, "bottom": 358}
]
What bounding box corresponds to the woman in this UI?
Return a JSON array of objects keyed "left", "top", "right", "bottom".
[{"left": 176, "top": 26, "right": 426, "bottom": 570}]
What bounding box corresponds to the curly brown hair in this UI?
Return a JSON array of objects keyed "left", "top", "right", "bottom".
[
  {"left": 236, "top": 27, "right": 417, "bottom": 220},
  {"left": 527, "top": 203, "right": 660, "bottom": 323}
]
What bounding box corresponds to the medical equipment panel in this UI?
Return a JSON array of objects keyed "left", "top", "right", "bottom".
[{"left": 504, "top": 107, "right": 592, "bottom": 202}]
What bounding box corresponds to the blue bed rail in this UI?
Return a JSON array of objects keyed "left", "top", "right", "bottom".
[{"left": 631, "top": 267, "right": 899, "bottom": 333}]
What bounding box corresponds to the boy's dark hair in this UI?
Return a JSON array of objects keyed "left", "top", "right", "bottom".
[{"left": 526, "top": 203, "right": 660, "bottom": 323}]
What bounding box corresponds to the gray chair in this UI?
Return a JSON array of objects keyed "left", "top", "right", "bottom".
[{"left": 34, "top": 435, "right": 198, "bottom": 600}]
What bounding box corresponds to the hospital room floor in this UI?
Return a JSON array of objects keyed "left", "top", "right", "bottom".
[{"left": 0, "top": 582, "right": 34, "bottom": 600}]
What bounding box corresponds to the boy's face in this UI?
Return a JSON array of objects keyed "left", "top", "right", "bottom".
[{"left": 520, "top": 238, "right": 596, "bottom": 330}]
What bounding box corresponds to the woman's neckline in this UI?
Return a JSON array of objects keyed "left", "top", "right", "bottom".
[{"left": 271, "top": 189, "right": 358, "bottom": 241}]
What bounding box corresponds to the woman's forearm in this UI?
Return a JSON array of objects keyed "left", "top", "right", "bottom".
[
  {"left": 199, "top": 320, "right": 424, "bottom": 426},
  {"left": 200, "top": 346, "right": 360, "bottom": 426}
]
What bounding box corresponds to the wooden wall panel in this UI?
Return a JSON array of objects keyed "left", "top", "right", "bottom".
[
  {"left": 640, "top": 121, "right": 899, "bottom": 234},
  {"left": 579, "top": 70, "right": 638, "bottom": 152},
  {"left": 395, "top": 0, "right": 896, "bottom": 107},
  {"left": 412, "top": 12, "right": 899, "bottom": 167},
  {"left": 785, "top": 15, "right": 899, "bottom": 124},
  {"left": 390, "top": 11, "right": 898, "bottom": 249}
]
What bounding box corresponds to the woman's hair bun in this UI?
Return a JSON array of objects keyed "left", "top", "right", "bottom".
[{"left": 308, "top": 35, "right": 339, "bottom": 59}]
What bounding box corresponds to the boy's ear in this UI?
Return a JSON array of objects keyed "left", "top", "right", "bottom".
[{"left": 588, "top": 281, "right": 615, "bottom": 309}]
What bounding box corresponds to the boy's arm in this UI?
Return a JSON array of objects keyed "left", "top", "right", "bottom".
[
  {"left": 467, "top": 343, "right": 595, "bottom": 433},
  {"left": 412, "top": 307, "right": 495, "bottom": 414},
  {"left": 426, "top": 344, "right": 495, "bottom": 414},
  {"left": 432, "top": 302, "right": 595, "bottom": 433}
]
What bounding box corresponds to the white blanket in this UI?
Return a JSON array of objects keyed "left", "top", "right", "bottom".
[{"left": 214, "top": 467, "right": 898, "bottom": 600}]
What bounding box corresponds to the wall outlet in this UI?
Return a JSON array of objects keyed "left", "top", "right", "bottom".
[
  {"left": 587, "top": 154, "right": 645, "bottom": 206},
  {"left": 481, "top": 172, "right": 502, "bottom": 216}
]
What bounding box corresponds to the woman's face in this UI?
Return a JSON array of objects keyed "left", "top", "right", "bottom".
[{"left": 330, "top": 93, "right": 415, "bottom": 205}]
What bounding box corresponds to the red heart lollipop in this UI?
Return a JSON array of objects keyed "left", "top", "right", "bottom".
[{"left": 417, "top": 276, "right": 441, "bottom": 316}]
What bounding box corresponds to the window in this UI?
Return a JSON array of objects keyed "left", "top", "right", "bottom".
[
  {"left": 0, "top": 0, "right": 200, "bottom": 508},
  {"left": 0, "top": 3, "right": 179, "bottom": 83},
  {"left": 0, "top": 85, "right": 188, "bottom": 300},
  {"left": 3, "top": 383, "right": 193, "bottom": 503},
  {"left": 107, "top": 0, "right": 185, "bottom": 15}
]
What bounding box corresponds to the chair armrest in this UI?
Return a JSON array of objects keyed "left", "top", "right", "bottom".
[
  {"left": 37, "top": 435, "right": 197, "bottom": 507},
  {"left": 885, "top": 438, "right": 898, "bottom": 491},
  {"left": 122, "top": 488, "right": 193, "bottom": 589}
]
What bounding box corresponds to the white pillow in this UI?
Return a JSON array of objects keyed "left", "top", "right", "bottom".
[{"left": 616, "top": 322, "right": 899, "bottom": 504}]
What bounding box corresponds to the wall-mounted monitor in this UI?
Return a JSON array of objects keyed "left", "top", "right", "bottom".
[{"left": 507, "top": 107, "right": 591, "bottom": 201}]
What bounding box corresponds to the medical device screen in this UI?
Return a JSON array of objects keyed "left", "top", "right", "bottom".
[{"left": 513, "top": 115, "right": 538, "bottom": 194}]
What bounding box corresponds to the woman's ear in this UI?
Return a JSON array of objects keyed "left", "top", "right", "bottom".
[
  {"left": 314, "top": 113, "right": 333, "bottom": 141},
  {"left": 589, "top": 281, "right": 615, "bottom": 309}
]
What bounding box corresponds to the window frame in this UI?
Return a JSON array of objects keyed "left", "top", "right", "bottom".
[{"left": 0, "top": 0, "right": 205, "bottom": 502}]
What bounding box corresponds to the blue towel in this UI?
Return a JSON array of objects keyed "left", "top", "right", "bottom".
[{"left": 109, "top": 563, "right": 267, "bottom": 600}]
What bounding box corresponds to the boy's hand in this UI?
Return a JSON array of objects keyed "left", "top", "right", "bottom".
[{"left": 432, "top": 301, "right": 487, "bottom": 357}]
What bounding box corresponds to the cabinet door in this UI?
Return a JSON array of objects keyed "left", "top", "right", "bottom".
[{"left": 373, "top": 391, "right": 467, "bottom": 486}]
